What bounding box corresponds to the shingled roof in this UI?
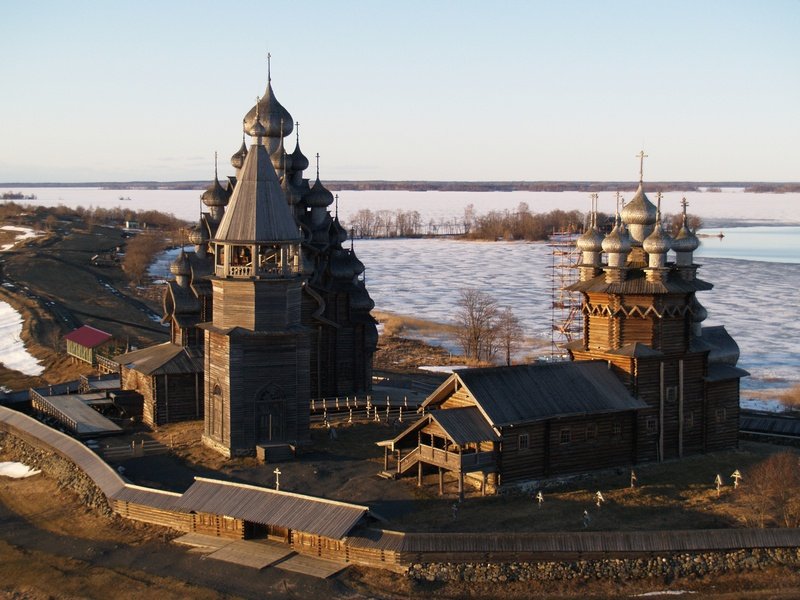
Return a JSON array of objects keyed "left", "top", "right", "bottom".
[
  {"left": 213, "top": 142, "right": 300, "bottom": 244},
  {"left": 113, "top": 342, "right": 202, "bottom": 376},
  {"left": 174, "top": 478, "right": 368, "bottom": 539},
  {"left": 427, "top": 361, "right": 647, "bottom": 427}
]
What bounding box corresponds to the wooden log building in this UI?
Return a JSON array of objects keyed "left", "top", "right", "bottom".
[
  {"left": 64, "top": 325, "right": 114, "bottom": 366},
  {"left": 382, "top": 169, "right": 747, "bottom": 492}
]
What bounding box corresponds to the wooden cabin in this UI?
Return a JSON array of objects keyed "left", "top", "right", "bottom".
[
  {"left": 381, "top": 361, "right": 647, "bottom": 497},
  {"left": 64, "top": 325, "right": 114, "bottom": 366},
  {"left": 114, "top": 342, "right": 203, "bottom": 427}
]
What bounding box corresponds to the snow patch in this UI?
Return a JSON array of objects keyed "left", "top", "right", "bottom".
[
  {"left": 0, "top": 461, "right": 42, "bottom": 478},
  {"left": 0, "top": 301, "right": 45, "bottom": 375}
]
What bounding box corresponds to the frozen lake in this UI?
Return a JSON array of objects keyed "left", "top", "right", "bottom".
[{"left": 9, "top": 187, "right": 800, "bottom": 401}]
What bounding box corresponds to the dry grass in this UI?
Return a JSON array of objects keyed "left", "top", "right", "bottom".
[{"left": 779, "top": 384, "right": 800, "bottom": 410}]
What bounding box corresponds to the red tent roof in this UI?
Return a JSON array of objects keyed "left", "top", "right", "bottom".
[{"left": 64, "top": 325, "right": 112, "bottom": 348}]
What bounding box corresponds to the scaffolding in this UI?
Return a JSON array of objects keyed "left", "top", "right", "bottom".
[{"left": 548, "top": 232, "right": 582, "bottom": 358}]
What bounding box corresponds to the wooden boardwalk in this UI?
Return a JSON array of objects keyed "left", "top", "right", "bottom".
[{"left": 172, "top": 534, "right": 346, "bottom": 577}]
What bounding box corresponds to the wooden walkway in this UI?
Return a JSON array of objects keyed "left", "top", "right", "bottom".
[{"left": 172, "top": 534, "right": 346, "bottom": 578}]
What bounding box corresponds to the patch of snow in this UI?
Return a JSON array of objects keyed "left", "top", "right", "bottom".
[
  {"left": 0, "top": 225, "right": 42, "bottom": 251},
  {"left": 634, "top": 591, "right": 696, "bottom": 597},
  {"left": 419, "top": 365, "right": 469, "bottom": 373},
  {"left": 0, "top": 461, "right": 41, "bottom": 478},
  {"left": 0, "top": 301, "right": 45, "bottom": 375}
]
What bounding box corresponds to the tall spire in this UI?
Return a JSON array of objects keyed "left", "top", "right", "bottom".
[
  {"left": 315, "top": 153, "right": 320, "bottom": 179},
  {"left": 335, "top": 193, "right": 339, "bottom": 219},
  {"left": 214, "top": 151, "right": 218, "bottom": 180},
  {"left": 267, "top": 52, "right": 271, "bottom": 83}
]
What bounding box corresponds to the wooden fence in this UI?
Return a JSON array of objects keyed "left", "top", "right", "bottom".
[{"left": 4, "top": 404, "right": 800, "bottom": 573}]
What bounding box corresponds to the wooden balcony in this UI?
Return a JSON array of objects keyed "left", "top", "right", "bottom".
[{"left": 418, "top": 444, "right": 496, "bottom": 473}]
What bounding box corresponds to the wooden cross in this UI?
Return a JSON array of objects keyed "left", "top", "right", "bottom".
[
  {"left": 316, "top": 153, "right": 320, "bottom": 179},
  {"left": 274, "top": 467, "right": 282, "bottom": 491},
  {"left": 267, "top": 52, "right": 272, "bottom": 82},
  {"left": 681, "top": 197, "right": 689, "bottom": 214},
  {"left": 636, "top": 150, "right": 649, "bottom": 182}
]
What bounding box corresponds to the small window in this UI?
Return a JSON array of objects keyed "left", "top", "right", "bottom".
[
  {"left": 666, "top": 386, "right": 678, "bottom": 402},
  {"left": 646, "top": 417, "right": 658, "bottom": 433},
  {"left": 213, "top": 384, "right": 222, "bottom": 396},
  {"left": 685, "top": 411, "right": 694, "bottom": 429},
  {"left": 518, "top": 433, "right": 529, "bottom": 450},
  {"left": 612, "top": 422, "right": 622, "bottom": 436},
  {"left": 715, "top": 408, "right": 727, "bottom": 423},
  {"left": 559, "top": 428, "right": 571, "bottom": 444},
  {"left": 586, "top": 424, "right": 597, "bottom": 441}
]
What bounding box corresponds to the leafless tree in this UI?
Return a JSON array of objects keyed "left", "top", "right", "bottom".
[
  {"left": 496, "top": 307, "right": 524, "bottom": 366},
  {"left": 455, "top": 288, "right": 499, "bottom": 362},
  {"left": 736, "top": 451, "right": 800, "bottom": 528},
  {"left": 122, "top": 233, "right": 163, "bottom": 286}
]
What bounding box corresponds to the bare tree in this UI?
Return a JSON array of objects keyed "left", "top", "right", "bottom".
[
  {"left": 496, "top": 307, "right": 524, "bottom": 366},
  {"left": 736, "top": 452, "right": 800, "bottom": 528},
  {"left": 455, "top": 288, "right": 499, "bottom": 362},
  {"left": 122, "top": 233, "right": 163, "bottom": 286}
]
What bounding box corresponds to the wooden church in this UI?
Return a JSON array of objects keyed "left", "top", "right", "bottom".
[
  {"left": 115, "top": 66, "right": 378, "bottom": 454},
  {"left": 381, "top": 160, "right": 747, "bottom": 494}
]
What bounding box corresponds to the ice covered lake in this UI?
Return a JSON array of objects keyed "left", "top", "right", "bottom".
[{"left": 13, "top": 187, "right": 800, "bottom": 401}]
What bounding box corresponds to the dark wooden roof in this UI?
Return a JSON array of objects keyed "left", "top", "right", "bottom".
[
  {"left": 63, "top": 325, "right": 112, "bottom": 348},
  {"left": 607, "top": 342, "right": 664, "bottom": 357},
  {"left": 0, "top": 405, "right": 126, "bottom": 497},
  {"left": 740, "top": 411, "right": 800, "bottom": 437},
  {"left": 174, "top": 478, "right": 368, "bottom": 539},
  {"left": 112, "top": 484, "right": 184, "bottom": 511},
  {"left": 698, "top": 325, "right": 741, "bottom": 366},
  {"left": 706, "top": 363, "right": 750, "bottom": 382},
  {"left": 30, "top": 391, "right": 123, "bottom": 437},
  {"left": 346, "top": 527, "right": 800, "bottom": 554},
  {"left": 429, "top": 407, "right": 500, "bottom": 444},
  {"left": 568, "top": 269, "right": 713, "bottom": 294},
  {"left": 213, "top": 143, "right": 301, "bottom": 244},
  {"left": 113, "top": 342, "right": 202, "bottom": 376},
  {"left": 444, "top": 361, "right": 647, "bottom": 427}
]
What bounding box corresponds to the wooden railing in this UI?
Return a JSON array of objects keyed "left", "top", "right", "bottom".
[
  {"left": 397, "top": 447, "right": 420, "bottom": 474},
  {"left": 418, "top": 444, "right": 496, "bottom": 471},
  {"left": 96, "top": 355, "right": 119, "bottom": 374}
]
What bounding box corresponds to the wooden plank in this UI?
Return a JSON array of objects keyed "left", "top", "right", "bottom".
[
  {"left": 206, "top": 540, "right": 293, "bottom": 569},
  {"left": 274, "top": 553, "right": 348, "bottom": 579}
]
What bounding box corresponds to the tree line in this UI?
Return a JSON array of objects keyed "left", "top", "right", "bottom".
[{"left": 455, "top": 288, "right": 524, "bottom": 366}]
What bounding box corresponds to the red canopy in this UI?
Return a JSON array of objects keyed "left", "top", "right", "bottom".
[{"left": 64, "top": 325, "right": 112, "bottom": 348}]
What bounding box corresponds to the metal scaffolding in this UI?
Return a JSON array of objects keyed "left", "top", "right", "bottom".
[{"left": 548, "top": 233, "right": 582, "bottom": 358}]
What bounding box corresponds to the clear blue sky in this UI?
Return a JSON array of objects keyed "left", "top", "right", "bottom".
[{"left": 1, "top": 1, "right": 798, "bottom": 182}]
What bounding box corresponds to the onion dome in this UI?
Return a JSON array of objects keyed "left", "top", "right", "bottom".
[
  {"left": 291, "top": 140, "right": 309, "bottom": 173},
  {"left": 170, "top": 249, "right": 191, "bottom": 278},
  {"left": 621, "top": 183, "right": 657, "bottom": 226},
  {"left": 201, "top": 175, "right": 231, "bottom": 208},
  {"left": 243, "top": 81, "right": 293, "bottom": 139},
  {"left": 672, "top": 201, "right": 700, "bottom": 253},
  {"left": 576, "top": 226, "right": 604, "bottom": 253},
  {"left": 330, "top": 217, "right": 348, "bottom": 246},
  {"left": 230, "top": 136, "right": 248, "bottom": 170},
  {"left": 188, "top": 224, "right": 209, "bottom": 246},
  {"left": 304, "top": 176, "right": 334, "bottom": 208},
  {"left": 690, "top": 296, "right": 708, "bottom": 323},
  {"left": 329, "top": 249, "right": 356, "bottom": 280},
  {"left": 350, "top": 284, "right": 375, "bottom": 311},
  {"left": 271, "top": 135, "right": 292, "bottom": 173},
  {"left": 601, "top": 220, "right": 631, "bottom": 255},
  {"left": 348, "top": 251, "right": 365, "bottom": 276},
  {"left": 643, "top": 220, "right": 672, "bottom": 255}
]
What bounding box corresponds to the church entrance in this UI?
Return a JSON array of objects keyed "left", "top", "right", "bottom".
[{"left": 256, "top": 396, "right": 285, "bottom": 442}]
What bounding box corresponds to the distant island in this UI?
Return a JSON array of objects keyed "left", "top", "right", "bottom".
[{"left": 2, "top": 181, "right": 799, "bottom": 193}]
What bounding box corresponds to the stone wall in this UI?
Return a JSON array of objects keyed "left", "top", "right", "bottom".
[
  {"left": 408, "top": 548, "right": 800, "bottom": 583},
  {"left": 0, "top": 430, "right": 112, "bottom": 516}
]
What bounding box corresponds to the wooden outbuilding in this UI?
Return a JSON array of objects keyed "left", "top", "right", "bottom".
[
  {"left": 114, "top": 342, "right": 203, "bottom": 427},
  {"left": 64, "top": 325, "right": 114, "bottom": 366}
]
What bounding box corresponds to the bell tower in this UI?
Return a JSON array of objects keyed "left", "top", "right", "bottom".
[{"left": 201, "top": 94, "right": 310, "bottom": 457}]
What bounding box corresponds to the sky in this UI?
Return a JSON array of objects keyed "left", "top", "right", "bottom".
[{"left": 0, "top": 1, "right": 798, "bottom": 183}]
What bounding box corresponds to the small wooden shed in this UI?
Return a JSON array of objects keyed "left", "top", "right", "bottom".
[{"left": 64, "top": 325, "right": 114, "bottom": 366}]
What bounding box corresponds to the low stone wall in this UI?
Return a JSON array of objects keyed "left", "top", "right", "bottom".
[
  {"left": 0, "top": 429, "right": 112, "bottom": 516},
  {"left": 408, "top": 548, "right": 800, "bottom": 583}
]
